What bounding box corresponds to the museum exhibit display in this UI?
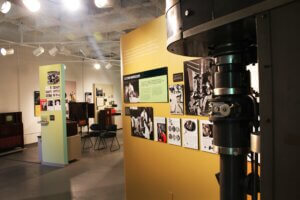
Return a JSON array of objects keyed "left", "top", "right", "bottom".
[
  {"left": 200, "top": 120, "right": 214, "bottom": 154},
  {"left": 167, "top": 118, "right": 181, "bottom": 146},
  {"left": 123, "top": 67, "right": 168, "bottom": 103},
  {"left": 154, "top": 117, "right": 167, "bottom": 143},
  {"left": 0, "top": 112, "right": 24, "bottom": 152},
  {"left": 169, "top": 84, "right": 184, "bottom": 115},
  {"left": 182, "top": 118, "right": 198, "bottom": 150},
  {"left": 130, "top": 107, "right": 154, "bottom": 140},
  {"left": 166, "top": 0, "right": 300, "bottom": 199}
]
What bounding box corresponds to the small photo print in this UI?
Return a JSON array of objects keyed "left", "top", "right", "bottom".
[
  {"left": 54, "top": 99, "right": 61, "bottom": 111},
  {"left": 167, "top": 118, "right": 181, "bottom": 146},
  {"left": 40, "top": 99, "right": 47, "bottom": 111},
  {"left": 169, "top": 84, "right": 184, "bottom": 115},
  {"left": 182, "top": 119, "right": 199, "bottom": 150},
  {"left": 154, "top": 117, "right": 167, "bottom": 143},
  {"left": 200, "top": 120, "right": 215, "bottom": 153},
  {"left": 47, "top": 100, "right": 54, "bottom": 111},
  {"left": 47, "top": 71, "right": 60, "bottom": 85},
  {"left": 130, "top": 107, "right": 154, "bottom": 140}
]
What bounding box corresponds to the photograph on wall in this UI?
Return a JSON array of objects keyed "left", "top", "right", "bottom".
[
  {"left": 130, "top": 107, "right": 154, "bottom": 140},
  {"left": 47, "top": 100, "right": 54, "bottom": 111},
  {"left": 54, "top": 99, "right": 61, "bottom": 111},
  {"left": 154, "top": 117, "right": 167, "bottom": 143},
  {"left": 182, "top": 119, "right": 199, "bottom": 150},
  {"left": 40, "top": 99, "right": 47, "bottom": 111},
  {"left": 167, "top": 118, "right": 181, "bottom": 146},
  {"left": 34, "top": 91, "right": 40, "bottom": 117},
  {"left": 47, "top": 71, "right": 60, "bottom": 85},
  {"left": 123, "top": 67, "right": 168, "bottom": 103},
  {"left": 66, "top": 81, "right": 76, "bottom": 102},
  {"left": 184, "top": 59, "right": 214, "bottom": 116},
  {"left": 200, "top": 120, "right": 215, "bottom": 153},
  {"left": 169, "top": 84, "right": 184, "bottom": 115}
]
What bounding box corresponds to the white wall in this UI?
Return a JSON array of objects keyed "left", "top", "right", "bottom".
[{"left": 0, "top": 46, "right": 121, "bottom": 144}]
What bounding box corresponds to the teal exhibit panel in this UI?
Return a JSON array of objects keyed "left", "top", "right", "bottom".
[{"left": 39, "top": 64, "right": 68, "bottom": 166}]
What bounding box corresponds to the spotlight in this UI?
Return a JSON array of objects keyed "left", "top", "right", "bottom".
[
  {"left": 63, "top": 0, "right": 80, "bottom": 11},
  {"left": 105, "top": 62, "right": 112, "bottom": 69},
  {"left": 22, "top": 0, "right": 40, "bottom": 12},
  {"left": 64, "top": 65, "right": 67, "bottom": 70},
  {"left": 94, "top": 63, "right": 101, "bottom": 70},
  {"left": 0, "top": 1, "right": 11, "bottom": 14},
  {"left": 33, "top": 46, "right": 44, "bottom": 56},
  {"left": 60, "top": 46, "right": 71, "bottom": 56},
  {"left": 94, "top": 0, "right": 111, "bottom": 8},
  {"left": 1, "top": 48, "right": 14, "bottom": 56},
  {"left": 49, "top": 46, "right": 58, "bottom": 56}
]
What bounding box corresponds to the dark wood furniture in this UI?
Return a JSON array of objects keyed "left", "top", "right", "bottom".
[{"left": 0, "top": 112, "right": 24, "bottom": 151}]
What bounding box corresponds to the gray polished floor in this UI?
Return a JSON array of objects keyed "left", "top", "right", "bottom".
[{"left": 0, "top": 131, "right": 125, "bottom": 200}]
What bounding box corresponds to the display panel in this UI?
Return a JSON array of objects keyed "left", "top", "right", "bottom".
[
  {"left": 182, "top": 119, "right": 199, "bottom": 150},
  {"left": 130, "top": 107, "right": 154, "bottom": 140},
  {"left": 167, "top": 118, "right": 181, "bottom": 146},
  {"left": 184, "top": 59, "right": 213, "bottom": 116},
  {"left": 124, "top": 67, "right": 168, "bottom": 103},
  {"left": 200, "top": 120, "right": 215, "bottom": 153},
  {"left": 169, "top": 84, "right": 184, "bottom": 115},
  {"left": 154, "top": 117, "right": 167, "bottom": 143}
]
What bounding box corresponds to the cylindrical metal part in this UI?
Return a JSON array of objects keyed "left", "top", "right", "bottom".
[{"left": 220, "top": 154, "right": 247, "bottom": 200}]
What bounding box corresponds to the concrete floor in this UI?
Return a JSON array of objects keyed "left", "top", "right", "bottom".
[{"left": 0, "top": 131, "right": 125, "bottom": 200}]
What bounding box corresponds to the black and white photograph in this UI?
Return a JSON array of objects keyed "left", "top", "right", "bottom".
[
  {"left": 182, "top": 119, "right": 199, "bottom": 150},
  {"left": 154, "top": 117, "right": 167, "bottom": 143},
  {"left": 47, "top": 71, "right": 60, "bottom": 85},
  {"left": 169, "top": 84, "right": 184, "bottom": 115},
  {"left": 47, "top": 100, "right": 54, "bottom": 111},
  {"left": 130, "top": 107, "right": 154, "bottom": 140},
  {"left": 124, "top": 79, "right": 139, "bottom": 103},
  {"left": 167, "top": 118, "right": 181, "bottom": 146},
  {"left": 54, "top": 99, "right": 61, "bottom": 111},
  {"left": 200, "top": 120, "right": 215, "bottom": 153},
  {"left": 184, "top": 59, "right": 213, "bottom": 116}
]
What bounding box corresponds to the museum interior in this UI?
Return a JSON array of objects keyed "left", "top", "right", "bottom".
[{"left": 0, "top": 0, "right": 299, "bottom": 200}]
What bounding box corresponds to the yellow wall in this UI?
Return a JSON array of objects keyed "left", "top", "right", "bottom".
[{"left": 121, "top": 16, "right": 220, "bottom": 200}]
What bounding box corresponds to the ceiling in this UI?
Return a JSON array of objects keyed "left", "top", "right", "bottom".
[{"left": 0, "top": 0, "right": 165, "bottom": 66}]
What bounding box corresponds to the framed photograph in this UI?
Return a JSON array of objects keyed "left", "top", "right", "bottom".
[
  {"left": 200, "top": 120, "right": 215, "bottom": 153},
  {"left": 154, "top": 117, "right": 167, "bottom": 143},
  {"left": 182, "top": 119, "right": 199, "bottom": 150},
  {"left": 130, "top": 107, "right": 154, "bottom": 140},
  {"left": 184, "top": 59, "right": 213, "bottom": 116},
  {"left": 167, "top": 118, "right": 181, "bottom": 146},
  {"left": 169, "top": 84, "right": 184, "bottom": 115},
  {"left": 47, "top": 71, "right": 60, "bottom": 85}
]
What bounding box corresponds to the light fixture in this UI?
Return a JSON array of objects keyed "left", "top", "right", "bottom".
[
  {"left": 94, "top": 63, "right": 101, "bottom": 70},
  {"left": 94, "top": 0, "right": 111, "bottom": 8},
  {"left": 105, "top": 62, "right": 112, "bottom": 69},
  {"left": 49, "top": 46, "right": 58, "bottom": 56},
  {"left": 1, "top": 47, "right": 14, "bottom": 56},
  {"left": 22, "top": 0, "right": 40, "bottom": 12},
  {"left": 0, "top": 1, "right": 11, "bottom": 14},
  {"left": 33, "top": 46, "right": 44, "bottom": 56},
  {"left": 64, "top": 65, "right": 67, "bottom": 70},
  {"left": 63, "top": 0, "right": 80, "bottom": 11},
  {"left": 60, "top": 46, "right": 71, "bottom": 56}
]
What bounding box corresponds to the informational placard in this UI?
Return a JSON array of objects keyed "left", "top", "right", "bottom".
[
  {"left": 123, "top": 67, "right": 168, "bottom": 103},
  {"left": 200, "top": 120, "right": 215, "bottom": 154},
  {"left": 154, "top": 117, "right": 167, "bottom": 143},
  {"left": 182, "top": 119, "right": 199, "bottom": 150},
  {"left": 130, "top": 107, "right": 154, "bottom": 140},
  {"left": 34, "top": 91, "right": 40, "bottom": 117},
  {"left": 167, "top": 118, "right": 181, "bottom": 146}
]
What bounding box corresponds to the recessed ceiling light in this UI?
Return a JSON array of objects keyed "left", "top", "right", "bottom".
[
  {"left": 22, "top": 0, "right": 40, "bottom": 12},
  {"left": 33, "top": 46, "right": 44, "bottom": 56},
  {"left": 1, "top": 47, "right": 14, "bottom": 56},
  {"left": 94, "top": 63, "right": 101, "bottom": 70},
  {"left": 0, "top": 1, "right": 11, "bottom": 14},
  {"left": 63, "top": 0, "right": 80, "bottom": 11}
]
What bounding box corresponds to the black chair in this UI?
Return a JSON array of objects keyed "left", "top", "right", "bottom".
[
  {"left": 81, "top": 132, "right": 93, "bottom": 151},
  {"left": 90, "top": 124, "right": 107, "bottom": 150},
  {"left": 101, "top": 124, "right": 120, "bottom": 152}
]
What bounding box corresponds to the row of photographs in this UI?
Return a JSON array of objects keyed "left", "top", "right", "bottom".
[
  {"left": 124, "top": 59, "right": 214, "bottom": 116},
  {"left": 130, "top": 107, "right": 215, "bottom": 153}
]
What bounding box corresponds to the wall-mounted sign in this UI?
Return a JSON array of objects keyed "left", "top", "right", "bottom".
[
  {"left": 173, "top": 72, "right": 184, "bottom": 82},
  {"left": 123, "top": 67, "right": 168, "bottom": 103}
]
